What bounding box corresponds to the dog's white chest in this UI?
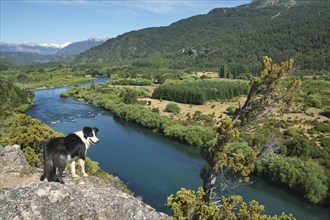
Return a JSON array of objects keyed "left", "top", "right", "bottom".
[{"left": 74, "top": 131, "right": 91, "bottom": 149}]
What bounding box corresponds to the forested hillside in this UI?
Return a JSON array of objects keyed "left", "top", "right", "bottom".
[
  {"left": 76, "top": 0, "right": 329, "bottom": 72},
  {"left": 0, "top": 80, "right": 33, "bottom": 112},
  {"left": 0, "top": 52, "right": 53, "bottom": 66}
]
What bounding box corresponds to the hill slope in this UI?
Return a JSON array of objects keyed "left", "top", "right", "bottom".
[
  {"left": 53, "top": 37, "right": 107, "bottom": 62},
  {"left": 0, "top": 51, "right": 53, "bottom": 65},
  {"left": 76, "top": 0, "right": 329, "bottom": 71}
]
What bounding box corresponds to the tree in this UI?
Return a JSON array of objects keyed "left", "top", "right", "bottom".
[
  {"left": 123, "top": 89, "right": 138, "bottom": 104},
  {"left": 219, "top": 64, "right": 228, "bottom": 78},
  {"left": 155, "top": 74, "right": 166, "bottom": 84},
  {"left": 202, "top": 56, "right": 301, "bottom": 200},
  {"left": 168, "top": 57, "right": 301, "bottom": 218}
]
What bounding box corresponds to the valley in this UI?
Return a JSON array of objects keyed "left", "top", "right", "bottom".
[{"left": 1, "top": 0, "right": 329, "bottom": 218}]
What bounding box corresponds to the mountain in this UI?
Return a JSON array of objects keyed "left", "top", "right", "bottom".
[
  {"left": 0, "top": 51, "right": 53, "bottom": 66},
  {"left": 0, "top": 42, "right": 69, "bottom": 66},
  {"left": 76, "top": 0, "right": 329, "bottom": 71},
  {"left": 250, "top": 0, "right": 298, "bottom": 7},
  {"left": 52, "top": 37, "right": 107, "bottom": 62},
  {"left": 0, "top": 38, "right": 106, "bottom": 65},
  {"left": 0, "top": 42, "right": 69, "bottom": 55}
]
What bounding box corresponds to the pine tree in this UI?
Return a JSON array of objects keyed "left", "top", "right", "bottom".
[{"left": 219, "top": 64, "right": 228, "bottom": 78}]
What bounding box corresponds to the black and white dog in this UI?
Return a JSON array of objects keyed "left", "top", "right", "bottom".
[{"left": 40, "top": 127, "right": 99, "bottom": 184}]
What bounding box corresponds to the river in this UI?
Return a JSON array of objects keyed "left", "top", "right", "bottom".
[{"left": 27, "top": 78, "right": 330, "bottom": 219}]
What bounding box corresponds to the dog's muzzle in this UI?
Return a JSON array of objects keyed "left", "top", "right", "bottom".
[{"left": 89, "top": 137, "right": 99, "bottom": 144}]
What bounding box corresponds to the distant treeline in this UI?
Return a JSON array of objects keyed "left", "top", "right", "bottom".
[
  {"left": 152, "top": 80, "right": 249, "bottom": 104},
  {"left": 110, "top": 78, "right": 152, "bottom": 86}
]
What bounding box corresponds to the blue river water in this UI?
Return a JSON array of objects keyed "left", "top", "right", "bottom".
[{"left": 26, "top": 78, "right": 330, "bottom": 219}]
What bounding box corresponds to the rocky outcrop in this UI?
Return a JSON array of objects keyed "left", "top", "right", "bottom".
[
  {"left": 0, "top": 146, "right": 170, "bottom": 219},
  {"left": 0, "top": 180, "right": 170, "bottom": 219},
  {"left": 0, "top": 145, "right": 29, "bottom": 178}
]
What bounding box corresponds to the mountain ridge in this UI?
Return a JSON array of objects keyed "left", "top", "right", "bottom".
[
  {"left": 0, "top": 37, "right": 107, "bottom": 65},
  {"left": 76, "top": 0, "right": 329, "bottom": 71},
  {"left": 0, "top": 42, "right": 65, "bottom": 55},
  {"left": 53, "top": 38, "right": 107, "bottom": 62}
]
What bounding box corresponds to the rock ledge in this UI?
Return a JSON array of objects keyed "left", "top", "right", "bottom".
[{"left": 0, "top": 146, "right": 170, "bottom": 219}]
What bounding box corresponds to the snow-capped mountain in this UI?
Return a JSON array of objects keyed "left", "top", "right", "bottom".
[
  {"left": 0, "top": 37, "right": 107, "bottom": 64},
  {"left": 0, "top": 42, "right": 72, "bottom": 55},
  {"left": 54, "top": 37, "right": 106, "bottom": 56}
]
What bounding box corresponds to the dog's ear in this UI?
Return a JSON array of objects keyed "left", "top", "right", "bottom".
[
  {"left": 82, "top": 127, "right": 89, "bottom": 133},
  {"left": 93, "top": 127, "right": 99, "bottom": 134},
  {"left": 82, "top": 127, "right": 91, "bottom": 139}
]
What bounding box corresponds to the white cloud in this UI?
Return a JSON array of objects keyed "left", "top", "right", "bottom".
[
  {"left": 115, "top": 1, "right": 237, "bottom": 14},
  {"left": 26, "top": 0, "right": 249, "bottom": 14},
  {"left": 128, "top": 1, "right": 251, "bottom": 13}
]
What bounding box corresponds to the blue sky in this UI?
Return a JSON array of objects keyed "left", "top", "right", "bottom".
[{"left": 1, "top": 0, "right": 250, "bottom": 45}]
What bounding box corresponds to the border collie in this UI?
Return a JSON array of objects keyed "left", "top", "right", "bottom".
[{"left": 40, "top": 127, "right": 99, "bottom": 184}]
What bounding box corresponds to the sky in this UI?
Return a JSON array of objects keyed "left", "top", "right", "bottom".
[{"left": 1, "top": 0, "right": 251, "bottom": 46}]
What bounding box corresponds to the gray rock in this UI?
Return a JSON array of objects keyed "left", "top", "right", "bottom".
[
  {"left": 0, "top": 145, "right": 29, "bottom": 176},
  {"left": 0, "top": 145, "right": 171, "bottom": 219},
  {"left": 0, "top": 181, "right": 170, "bottom": 220}
]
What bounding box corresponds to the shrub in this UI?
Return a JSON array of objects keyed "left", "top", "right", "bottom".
[
  {"left": 282, "top": 128, "right": 316, "bottom": 158},
  {"left": 2, "top": 114, "right": 63, "bottom": 153},
  {"left": 319, "top": 137, "right": 330, "bottom": 148},
  {"left": 165, "top": 103, "right": 181, "bottom": 114},
  {"left": 306, "top": 94, "right": 322, "bottom": 108},
  {"left": 167, "top": 188, "right": 295, "bottom": 219},
  {"left": 151, "top": 108, "right": 160, "bottom": 114},
  {"left": 110, "top": 78, "right": 152, "bottom": 86},
  {"left": 226, "top": 106, "right": 239, "bottom": 116},
  {"left": 192, "top": 111, "right": 214, "bottom": 125},
  {"left": 164, "top": 124, "right": 215, "bottom": 147},
  {"left": 123, "top": 89, "right": 138, "bottom": 104},
  {"left": 256, "top": 156, "right": 328, "bottom": 204},
  {"left": 23, "top": 146, "right": 42, "bottom": 168},
  {"left": 320, "top": 108, "right": 330, "bottom": 118},
  {"left": 314, "top": 122, "right": 330, "bottom": 133}
]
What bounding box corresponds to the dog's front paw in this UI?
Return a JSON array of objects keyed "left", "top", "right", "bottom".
[
  {"left": 82, "top": 172, "right": 88, "bottom": 177},
  {"left": 71, "top": 173, "right": 79, "bottom": 178}
]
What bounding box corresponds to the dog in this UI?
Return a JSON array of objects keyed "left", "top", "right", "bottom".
[{"left": 40, "top": 127, "right": 99, "bottom": 184}]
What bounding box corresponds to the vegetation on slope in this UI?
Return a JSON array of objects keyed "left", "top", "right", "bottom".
[
  {"left": 0, "top": 62, "right": 107, "bottom": 90},
  {"left": 0, "top": 80, "right": 34, "bottom": 113},
  {"left": 77, "top": 1, "right": 329, "bottom": 72}
]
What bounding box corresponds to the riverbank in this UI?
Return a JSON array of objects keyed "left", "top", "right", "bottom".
[
  {"left": 23, "top": 78, "right": 330, "bottom": 218},
  {"left": 20, "top": 76, "right": 93, "bottom": 91},
  {"left": 61, "top": 78, "right": 330, "bottom": 209},
  {"left": 61, "top": 83, "right": 217, "bottom": 148}
]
